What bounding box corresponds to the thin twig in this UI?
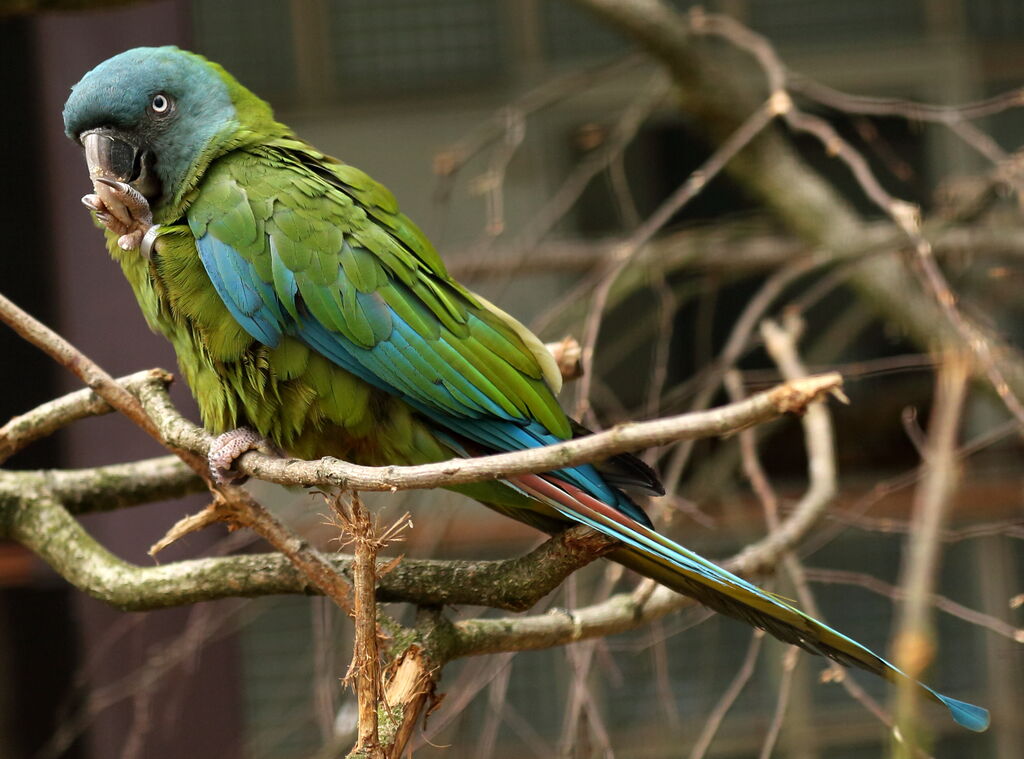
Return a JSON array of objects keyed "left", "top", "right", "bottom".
[
  {"left": 685, "top": 10, "right": 1024, "bottom": 428},
  {"left": 660, "top": 258, "right": 820, "bottom": 494},
  {"left": 0, "top": 369, "right": 151, "bottom": 464},
  {"left": 0, "top": 293, "right": 202, "bottom": 471},
  {"left": 729, "top": 316, "right": 905, "bottom": 735}
]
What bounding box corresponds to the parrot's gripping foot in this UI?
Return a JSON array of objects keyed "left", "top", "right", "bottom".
[
  {"left": 81, "top": 177, "right": 154, "bottom": 253},
  {"left": 208, "top": 427, "right": 278, "bottom": 486}
]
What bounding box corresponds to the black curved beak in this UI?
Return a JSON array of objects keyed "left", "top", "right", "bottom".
[{"left": 80, "top": 128, "right": 161, "bottom": 201}]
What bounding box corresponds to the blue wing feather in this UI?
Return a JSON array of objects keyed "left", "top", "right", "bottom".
[{"left": 196, "top": 233, "right": 282, "bottom": 346}]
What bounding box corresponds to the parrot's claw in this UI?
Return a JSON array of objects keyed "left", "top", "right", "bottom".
[
  {"left": 208, "top": 427, "right": 277, "bottom": 486},
  {"left": 81, "top": 194, "right": 104, "bottom": 213},
  {"left": 83, "top": 179, "right": 154, "bottom": 254}
]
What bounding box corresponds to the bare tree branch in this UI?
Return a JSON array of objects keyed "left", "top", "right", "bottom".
[
  {"left": 132, "top": 367, "right": 843, "bottom": 491},
  {"left": 575, "top": 96, "right": 781, "bottom": 415},
  {"left": 46, "top": 456, "right": 204, "bottom": 514},
  {"left": 0, "top": 370, "right": 152, "bottom": 464},
  {"left": 805, "top": 568, "right": 1024, "bottom": 643}
]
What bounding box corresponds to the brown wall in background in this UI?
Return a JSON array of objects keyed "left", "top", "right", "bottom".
[{"left": 30, "top": 4, "right": 243, "bottom": 757}]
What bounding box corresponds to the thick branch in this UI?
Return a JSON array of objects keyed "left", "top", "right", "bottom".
[
  {"left": 0, "top": 302, "right": 837, "bottom": 617},
  {"left": 43, "top": 456, "right": 204, "bottom": 514},
  {"left": 0, "top": 467, "right": 612, "bottom": 611}
]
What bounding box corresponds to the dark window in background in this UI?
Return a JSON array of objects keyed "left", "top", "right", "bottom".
[
  {"left": 747, "top": 0, "right": 925, "bottom": 46},
  {"left": 191, "top": 0, "right": 297, "bottom": 98},
  {"left": 329, "top": 0, "right": 507, "bottom": 96},
  {"left": 0, "top": 17, "right": 81, "bottom": 759},
  {"left": 967, "top": 1, "right": 1024, "bottom": 38},
  {"left": 193, "top": 0, "right": 508, "bottom": 103}
]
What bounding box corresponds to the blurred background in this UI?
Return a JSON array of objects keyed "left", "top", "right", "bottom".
[{"left": 0, "top": 1, "right": 1022, "bottom": 757}]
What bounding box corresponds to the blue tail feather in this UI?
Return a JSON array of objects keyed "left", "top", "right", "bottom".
[
  {"left": 517, "top": 474, "right": 990, "bottom": 734},
  {"left": 930, "top": 692, "right": 990, "bottom": 732}
]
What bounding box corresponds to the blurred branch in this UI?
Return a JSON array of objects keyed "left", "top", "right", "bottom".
[
  {"left": 731, "top": 316, "right": 898, "bottom": 731},
  {"left": 516, "top": 72, "right": 671, "bottom": 254},
  {"left": 760, "top": 647, "right": 800, "bottom": 759},
  {"left": 575, "top": 96, "right": 781, "bottom": 415},
  {"left": 661, "top": 259, "right": 819, "bottom": 494},
  {"left": 828, "top": 510, "right": 1024, "bottom": 544},
  {"left": 893, "top": 354, "right": 971, "bottom": 754},
  {"left": 688, "top": 630, "right": 765, "bottom": 759},
  {"left": 47, "top": 456, "right": 204, "bottom": 513},
  {"left": 788, "top": 76, "right": 1020, "bottom": 169},
  {"left": 805, "top": 568, "right": 1024, "bottom": 643},
  {"left": 449, "top": 222, "right": 1024, "bottom": 282},
  {"left": 433, "top": 55, "right": 644, "bottom": 183}
]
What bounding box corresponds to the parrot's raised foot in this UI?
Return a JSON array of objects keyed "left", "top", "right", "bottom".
[
  {"left": 82, "top": 177, "right": 154, "bottom": 253},
  {"left": 208, "top": 427, "right": 276, "bottom": 485}
]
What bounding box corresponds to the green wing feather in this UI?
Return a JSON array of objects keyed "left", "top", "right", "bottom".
[{"left": 187, "top": 140, "right": 571, "bottom": 443}]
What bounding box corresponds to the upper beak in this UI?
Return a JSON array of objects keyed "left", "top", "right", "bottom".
[{"left": 80, "top": 128, "right": 160, "bottom": 201}]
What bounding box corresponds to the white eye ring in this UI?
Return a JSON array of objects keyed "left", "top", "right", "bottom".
[{"left": 151, "top": 93, "right": 171, "bottom": 114}]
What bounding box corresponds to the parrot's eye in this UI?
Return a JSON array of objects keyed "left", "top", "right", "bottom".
[{"left": 149, "top": 93, "right": 173, "bottom": 115}]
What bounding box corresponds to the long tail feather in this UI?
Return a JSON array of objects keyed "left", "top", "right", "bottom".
[{"left": 511, "top": 473, "right": 990, "bottom": 733}]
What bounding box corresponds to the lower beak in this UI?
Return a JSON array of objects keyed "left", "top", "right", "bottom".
[{"left": 80, "top": 129, "right": 160, "bottom": 201}]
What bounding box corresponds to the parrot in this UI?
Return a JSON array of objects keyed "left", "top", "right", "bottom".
[{"left": 62, "top": 46, "right": 988, "bottom": 732}]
